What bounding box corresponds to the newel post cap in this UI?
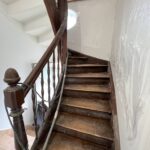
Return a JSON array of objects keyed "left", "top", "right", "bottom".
[{"left": 4, "top": 68, "right": 20, "bottom": 86}]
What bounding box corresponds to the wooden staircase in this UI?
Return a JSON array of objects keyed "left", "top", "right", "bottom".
[
  {"left": 3, "top": 0, "right": 119, "bottom": 149},
  {"left": 46, "top": 50, "right": 114, "bottom": 150}
]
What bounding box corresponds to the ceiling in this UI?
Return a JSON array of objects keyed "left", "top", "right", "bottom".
[
  {"left": 0, "top": 0, "right": 80, "bottom": 47},
  {"left": 1, "top": 0, "right": 17, "bottom": 4}
]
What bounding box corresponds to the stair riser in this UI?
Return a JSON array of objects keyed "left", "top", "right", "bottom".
[
  {"left": 61, "top": 105, "right": 111, "bottom": 120},
  {"left": 68, "top": 50, "right": 108, "bottom": 65},
  {"left": 68, "top": 58, "right": 88, "bottom": 64},
  {"left": 65, "top": 77, "right": 109, "bottom": 85},
  {"left": 67, "top": 66, "right": 108, "bottom": 74},
  {"left": 54, "top": 125, "right": 112, "bottom": 148},
  {"left": 69, "top": 59, "right": 108, "bottom": 65},
  {"left": 48, "top": 132, "right": 109, "bottom": 150},
  {"left": 63, "top": 90, "right": 110, "bottom": 100}
]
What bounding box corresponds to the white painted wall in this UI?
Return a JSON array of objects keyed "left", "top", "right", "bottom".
[
  {"left": 68, "top": 0, "right": 116, "bottom": 60},
  {"left": 111, "top": 0, "right": 150, "bottom": 149},
  {"left": 0, "top": 12, "right": 44, "bottom": 130}
]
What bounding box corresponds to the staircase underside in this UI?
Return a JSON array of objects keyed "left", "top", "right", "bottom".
[{"left": 45, "top": 50, "right": 115, "bottom": 150}]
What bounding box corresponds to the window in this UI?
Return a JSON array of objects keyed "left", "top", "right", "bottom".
[{"left": 67, "top": 9, "right": 77, "bottom": 30}]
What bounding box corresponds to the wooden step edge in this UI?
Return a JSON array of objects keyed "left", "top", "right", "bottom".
[
  {"left": 61, "top": 101, "right": 112, "bottom": 114},
  {"left": 69, "top": 56, "right": 88, "bottom": 59},
  {"left": 61, "top": 104, "right": 112, "bottom": 120},
  {"left": 47, "top": 132, "right": 109, "bottom": 150},
  {"left": 66, "top": 75, "right": 110, "bottom": 79},
  {"left": 64, "top": 87, "right": 111, "bottom": 93},
  {"left": 55, "top": 113, "right": 114, "bottom": 142},
  {"left": 63, "top": 89, "right": 111, "bottom": 100},
  {"left": 68, "top": 49, "right": 109, "bottom": 65},
  {"left": 55, "top": 124, "right": 113, "bottom": 146},
  {"left": 66, "top": 72, "right": 110, "bottom": 78},
  {"left": 68, "top": 64, "right": 108, "bottom": 67},
  {"left": 65, "top": 77, "right": 110, "bottom": 85},
  {"left": 62, "top": 97, "right": 111, "bottom": 113}
]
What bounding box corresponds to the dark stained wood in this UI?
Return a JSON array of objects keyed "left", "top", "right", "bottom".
[
  {"left": 57, "top": 47, "right": 60, "bottom": 80},
  {"left": 53, "top": 50, "right": 115, "bottom": 149},
  {"left": 67, "top": 64, "right": 108, "bottom": 74},
  {"left": 41, "top": 70, "right": 45, "bottom": 121},
  {"left": 65, "top": 75, "right": 109, "bottom": 85},
  {"left": 47, "top": 60, "right": 51, "bottom": 106},
  {"left": 69, "top": 56, "right": 88, "bottom": 59},
  {"left": 23, "top": 14, "right": 67, "bottom": 96},
  {"left": 67, "top": 72, "right": 110, "bottom": 78},
  {"left": 61, "top": 97, "right": 111, "bottom": 119},
  {"left": 68, "top": 64, "right": 108, "bottom": 67},
  {"left": 3, "top": 69, "right": 28, "bottom": 150},
  {"left": 44, "top": 0, "right": 60, "bottom": 34},
  {"left": 55, "top": 112, "right": 113, "bottom": 145},
  {"left": 62, "top": 31, "right": 68, "bottom": 65},
  {"left": 68, "top": 49, "right": 108, "bottom": 65},
  {"left": 53, "top": 51, "right": 56, "bottom": 90},
  {"left": 47, "top": 132, "right": 108, "bottom": 150},
  {"left": 68, "top": 56, "right": 88, "bottom": 64},
  {"left": 63, "top": 89, "right": 111, "bottom": 100},
  {"left": 32, "top": 85, "right": 38, "bottom": 137},
  {"left": 64, "top": 84, "right": 111, "bottom": 93},
  {"left": 3, "top": 0, "right": 68, "bottom": 149},
  {"left": 62, "top": 97, "right": 111, "bottom": 114},
  {"left": 58, "top": 0, "right": 68, "bottom": 65},
  {"left": 61, "top": 105, "right": 111, "bottom": 120},
  {"left": 3, "top": 0, "right": 120, "bottom": 148}
]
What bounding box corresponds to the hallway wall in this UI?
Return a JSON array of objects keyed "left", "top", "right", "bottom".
[
  {"left": 111, "top": 0, "right": 150, "bottom": 149},
  {"left": 0, "top": 12, "right": 44, "bottom": 130},
  {"left": 68, "top": 0, "right": 116, "bottom": 60}
]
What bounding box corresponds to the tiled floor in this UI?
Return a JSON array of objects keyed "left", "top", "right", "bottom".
[{"left": 0, "top": 126, "right": 35, "bottom": 150}]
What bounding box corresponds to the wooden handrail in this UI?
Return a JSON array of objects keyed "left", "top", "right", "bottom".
[
  {"left": 3, "top": 0, "right": 68, "bottom": 149},
  {"left": 23, "top": 14, "right": 67, "bottom": 96}
]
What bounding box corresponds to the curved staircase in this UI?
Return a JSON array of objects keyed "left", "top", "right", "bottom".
[
  {"left": 3, "top": 0, "right": 119, "bottom": 149},
  {"left": 46, "top": 50, "right": 114, "bottom": 150}
]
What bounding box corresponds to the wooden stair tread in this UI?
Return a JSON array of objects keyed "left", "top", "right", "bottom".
[
  {"left": 62, "top": 97, "right": 111, "bottom": 114},
  {"left": 56, "top": 112, "right": 113, "bottom": 141},
  {"left": 67, "top": 72, "right": 110, "bottom": 78},
  {"left": 69, "top": 56, "right": 88, "bottom": 59},
  {"left": 68, "top": 64, "right": 107, "bottom": 67},
  {"left": 64, "top": 84, "right": 111, "bottom": 93},
  {"left": 47, "top": 132, "right": 107, "bottom": 150}
]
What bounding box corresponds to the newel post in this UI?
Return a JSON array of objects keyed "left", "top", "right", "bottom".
[{"left": 3, "top": 68, "right": 28, "bottom": 150}]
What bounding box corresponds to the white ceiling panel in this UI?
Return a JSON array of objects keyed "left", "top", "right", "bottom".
[{"left": 0, "top": 0, "right": 18, "bottom": 5}]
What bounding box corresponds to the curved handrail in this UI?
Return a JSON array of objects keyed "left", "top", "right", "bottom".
[
  {"left": 23, "top": 13, "right": 67, "bottom": 96},
  {"left": 3, "top": 0, "right": 68, "bottom": 149}
]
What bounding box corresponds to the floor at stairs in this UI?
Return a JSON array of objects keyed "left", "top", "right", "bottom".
[{"left": 0, "top": 126, "right": 35, "bottom": 150}]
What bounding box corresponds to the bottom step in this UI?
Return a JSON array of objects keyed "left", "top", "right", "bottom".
[
  {"left": 55, "top": 112, "right": 113, "bottom": 147},
  {"left": 47, "top": 132, "right": 108, "bottom": 150}
]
